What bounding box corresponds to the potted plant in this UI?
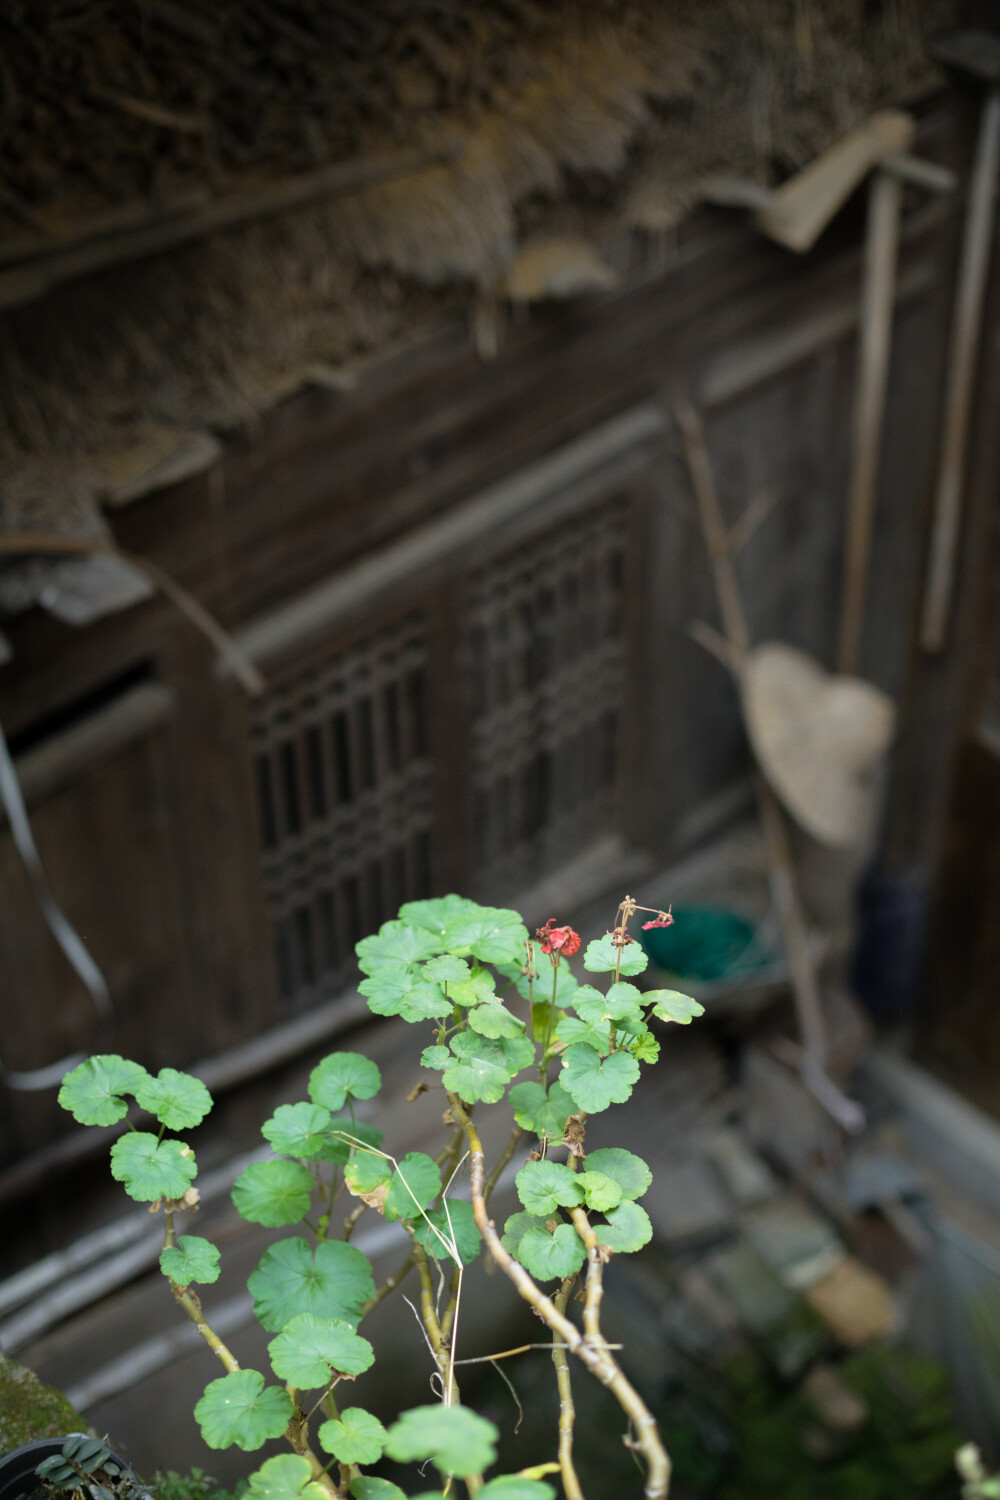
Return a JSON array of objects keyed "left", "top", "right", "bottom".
[
  {"left": 0, "top": 1435, "right": 145, "bottom": 1500},
  {"left": 53, "top": 894, "right": 703, "bottom": 1500}
]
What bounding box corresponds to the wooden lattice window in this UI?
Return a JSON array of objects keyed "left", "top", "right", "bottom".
[
  {"left": 252, "top": 616, "right": 435, "bottom": 1011},
  {"left": 466, "top": 497, "right": 626, "bottom": 895}
]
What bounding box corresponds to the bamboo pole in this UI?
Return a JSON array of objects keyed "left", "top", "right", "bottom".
[{"left": 673, "top": 400, "right": 828, "bottom": 1072}]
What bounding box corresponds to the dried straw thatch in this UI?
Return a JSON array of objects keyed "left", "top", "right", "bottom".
[{"left": 0, "top": 0, "right": 954, "bottom": 603}]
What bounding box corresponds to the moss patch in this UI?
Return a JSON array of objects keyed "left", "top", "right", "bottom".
[{"left": 0, "top": 1354, "right": 92, "bottom": 1450}]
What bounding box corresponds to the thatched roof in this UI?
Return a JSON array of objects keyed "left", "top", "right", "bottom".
[{"left": 0, "top": 0, "right": 953, "bottom": 620}]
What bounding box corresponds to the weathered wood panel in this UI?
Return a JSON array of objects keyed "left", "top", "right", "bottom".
[{"left": 0, "top": 710, "right": 194, "bottom": 1163}]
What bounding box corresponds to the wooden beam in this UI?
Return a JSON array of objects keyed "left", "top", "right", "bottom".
[{"left": 230, "top": 404, "right": 667, "bottom": 670}]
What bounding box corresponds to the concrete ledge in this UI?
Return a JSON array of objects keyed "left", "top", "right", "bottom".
[{"left": 861, "top": 1047, "right": 1000, "bottom": 1219}]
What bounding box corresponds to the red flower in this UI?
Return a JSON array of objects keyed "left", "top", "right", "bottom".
[
  {"left": 537, "top": 919, "right": 581, "bottom": 957},
  {"left": 641, "top": 908, "right": 674, "bottom": 931}
]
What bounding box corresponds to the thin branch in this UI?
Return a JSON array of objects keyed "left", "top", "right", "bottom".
[
  {"left": 448, "top": 1095, "right": 670, "bottom": 1500},
  {"left": 552, "top": 1276, "right": 584, "bottom": 1500},
  {"left": 360, "top": 1249, "right": 415, "bottom": 1315},
  {"left": 162, "top": 1212, "right": 240, "bottom": 1374},
  {"left": 484, "top": 1123, "right": 524, "bottom": 1199}
]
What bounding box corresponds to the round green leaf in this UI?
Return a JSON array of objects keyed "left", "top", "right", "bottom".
[
  {"left": 110, "top": 1132, "right": 197, "bottom": 1201},
  {"left": 422, "top": 954, "right": 471, "bottom": 985},
  {"left": 385, "top": 1404, "right": 498, "bottom": 1478},
  {"left": 648, "top": 989, "right": 705, "bottom": 1025},
  {"left": 571, "top": 986, "right": 611, "bottom": 1024},
  {"left": 245, "top": 1455, "right": 330, "bottom": 1500},
  {"left": 441, "top": 907, "right": 529, "bottom": 966},
  {"left": 356, "top": 920, "right": 442, "bottom": 974},
  {"left": 399, "top": 894, "right": 483, "bottom": 934},
  {"left": 194, "top": 1370, "right": 293, "bottom": 1451},
  {"left": 517, "top": 1224, "right": 586, "bottom": 1281},
  {"left": 349, "top": 1480, "right": 407, "bottom": 1500},
  {"left": 344, "top": 1152, "right": 392, "bottom": 1196},
  {"left": 261, "top": 1102, "right": 333, "bottom": 1159},
  {"left": 582, "top": 935, "right": 648, "bottom": 976},
  {"left": 594, "top": 1200, "right": 653, "bottom": 1253},
  {"left": 583, "top": 1147, "right": 652, "bottom": 1201},
  {"left": 58, "top": 1055, "right": 149, "bottom": 1127},
  {"left": 468, "top": 998, "right": 525, "bottom": 1040},
  {"left": 384, "top": 1152, "right": 442, "bottom": 1223},
  {"left": 576, "top": 1171, "right": 622, "bottom": 1213},
  {"left": 507, "top": 1081, "right": 575, "bottom": 1139},
  {"left": 268, "top": 1313, "right": 374, "bottom": 1387},
  {"left": 318, "top": 1407, "right": 386, "bottom": 1466},
  {"left": 421, "top": 1045, "right": 452, "bottom": 1071},
  {"left": 309, "top": 1053, "right": 382, "bottom": 1112},
  {"left": 560, "top": 1044, "right": 639, "bottom": 1114},
  {"left": 160, "top": 1234, "right": 220, "bottom": 1286},
  {"left": 134, "top": 1068, "right": 212, "bottom": 1130},
  {"left": 515, "top": 1160, "right": 585, "bottom": 1217},
  {"left": 358, "top": 963, "right": 449, "bottom": 1022},
  {"left": 555, "top": 1016, "right": 610, "bottom": 1055},
  {"left": 248, "top": 1236, "right": 375, "bottom": 1331},
  {"left": 443, "top": 1032, "right": 535, "bottom": 1103},
  {"left": 232, "top": 1159, "right": 315, "bottom": 1227},
  {"left": 603, "top": 982, "right": 645, "bottom": 1024},
  {"left": 495, "top": 1034, "right": 535, "bottom": 1072},
  {"left": 500, "top": 1211, "right": 550, "bottom": 1257},
  {"left": 449, "top": 972, "right": 498, "bottom": 1008},
  {"left": 413, "top": 1199, "right": 482, "bottom": 1267},
  {"left": 443, "top": 1051, "right": 508, "bottom": 1104},
  {"left": 629, "top": 1033, "right": 661, "bottom": 1063},
  {"left": 479, "top": 1480, "right": 556, "bottom": 1500}
]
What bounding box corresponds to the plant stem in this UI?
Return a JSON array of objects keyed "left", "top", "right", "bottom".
[
  {"left": 449, "top": 1095, "right": 671, "bottom": 1499},
  {"left": 287, "top": 1402, "right": 339, "bottom": 1497},
  {"left": 568, "top": 1208, "right": 607, "bottom": 1346},
  {"left": 412, "top": 1240, "right": 460, "bottom": 1406},
  {"left": 483, "top": 1123, "right": 523, "bottom": 1200},
  {"left": 439, "top": 1266, "right": 461, "bottom": 1342},
  {"left": 342, "top": 1202, "right": 365, "bottom": 1240},
  {"left": 162, "top": 1212, "right": 240, "bottom": 1374},
  {"left": 552, "top": 1277, "right": 584, "bottom": 1500},
  {"left": 360, "top": 1249, "right": 415, "bottom": 1314},
  {"left": 543, "top": 963, "right": 559, "bottom": 1059}
]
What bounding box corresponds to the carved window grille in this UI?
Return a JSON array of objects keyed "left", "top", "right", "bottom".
[
  {"left": 252, "top": 616, "right": 434, "bottom": 1011},
  {"left": 465, "top": 497, "right": 626, "bottom": 896}
]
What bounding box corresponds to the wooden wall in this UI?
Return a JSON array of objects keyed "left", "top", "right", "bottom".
[{"left": 0, "top": 91, "right": 988, "bottom": 1161}]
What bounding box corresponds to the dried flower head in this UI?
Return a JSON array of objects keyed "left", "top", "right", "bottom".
[{"left": 537, "top": 918, "right": 581, "bottom": 957}]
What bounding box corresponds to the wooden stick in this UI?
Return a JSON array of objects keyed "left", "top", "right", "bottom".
[
  {"left": 921, "top": 89, "right": 1000, "bottom": 651},
  {"left": 837, "top": 167, "right": 904, "bottom": 674},
  {"left": 673, "top": 403, "right": 750, "bottom": 657},
  {"left": 0, "top": 532, "right": 263, "bottom": 696},
  {"left": 673, "top": 400, "right": 827, "bottom": 1070},
  {"left": 0, "top": 144, "right": 459, "bottom": 313}
]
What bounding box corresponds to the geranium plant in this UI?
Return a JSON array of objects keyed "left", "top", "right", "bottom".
[{"left": 57, "top": 895, "right": 703, "bottom": 1500}]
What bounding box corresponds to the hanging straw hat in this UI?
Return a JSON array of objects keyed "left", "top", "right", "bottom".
[{"left": 742, "top": 642, "right": 895, "bottom": 849}]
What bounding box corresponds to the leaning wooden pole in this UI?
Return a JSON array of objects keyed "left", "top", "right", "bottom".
[{"left": 673, "top": 400, "right": 828, "bottom": 1073}]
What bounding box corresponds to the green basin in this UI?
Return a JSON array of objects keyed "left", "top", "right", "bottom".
[{"left": 638, "top": 905, "right": 764, "bottom": 983}]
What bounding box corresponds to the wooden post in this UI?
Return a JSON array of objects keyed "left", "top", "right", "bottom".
[
  {"left": 921, "top": 88, "right": 1000, "bottom": 652},
  {"left": 837, "top": 167, "right": 904, "bottom": 675}
]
